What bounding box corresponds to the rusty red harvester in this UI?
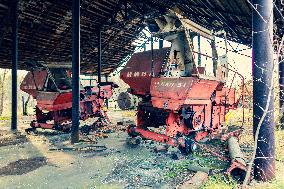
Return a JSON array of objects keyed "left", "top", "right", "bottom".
[
  {"left": 21, "top": 65, "right": 117, "bottom": 133},
  {"left": 120, "top": 9, "right": 247, "bottom": 180}
]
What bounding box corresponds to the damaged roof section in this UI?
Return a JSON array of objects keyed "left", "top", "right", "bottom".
[{"left": 0, "top": 0, "right": 283, "bottom": 74}]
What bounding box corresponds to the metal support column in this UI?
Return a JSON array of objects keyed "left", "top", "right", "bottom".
[
  {"left": 105, "top": 75, "right": 109, "bottom": 109},
  {"left": 150, "top": 34, "right": 154, "bottom": 76},
  {"left": 279, "top": 54, "right": 284, "bottom": 127},
  {"left": 252, "top": 0, "right": 275, "bottom": 181},
  {"left": 98, "top": 29, "right": 102, "bottom": 83},
  {"left": 159, "top": 39, "right": 163, "bottom": 49},
  {"left": 197, "top": 33, "right": 201, "bottom": 66},
  {"left": 11, "top": 0, "right": 18, "bottom": 131},
  {"left": 71, "top": 0, "right": 80, "bottom": 144}
]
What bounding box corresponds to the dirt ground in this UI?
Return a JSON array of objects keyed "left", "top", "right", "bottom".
[
  {"left": 0, "top": 110, "right": 283, "bottom": 189},
  {"left": 0, "top": 111, "right": 196, "bottom": 189}
]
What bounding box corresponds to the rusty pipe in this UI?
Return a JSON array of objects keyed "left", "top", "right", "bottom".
[{"left": 227, "top": 136, "right": 247, "bottom": 182}]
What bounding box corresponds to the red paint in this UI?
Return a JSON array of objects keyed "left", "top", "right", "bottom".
[
  {"left": 21, "top": 68, "right": 117, "bottom": 131},
  {"left": 120, "top": 48, "right": 169, "bottom": 95},
  {"left": 122, "top": 48, "right": 245, "bottom": 153}
]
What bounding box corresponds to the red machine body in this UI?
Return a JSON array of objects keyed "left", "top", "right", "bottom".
[
  {"left": 121, "top": 49, "right": 240, "bottom": 148},
  {"left": 121, "top": 10, "right": 246, "bottom": 179},
  {"left": 21, "top": 67, "right": 117, "bottom": 131},
  {"left": 121, "top": 49, "right": 243, "bottom": 154}
]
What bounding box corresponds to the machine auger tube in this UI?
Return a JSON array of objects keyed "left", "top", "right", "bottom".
[{"left": 227, "top": 136, "right": 247, "bottom": 182}]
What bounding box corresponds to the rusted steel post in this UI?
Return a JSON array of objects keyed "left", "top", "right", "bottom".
[
  {"left": 98, "top": 29, "right": 102, "bottom": 83},
  {"left": 198, "top": 33, "right": 201, "bottom": 66},
  {"left": 105, "top": 74, "right": 109, "bottom": 109},
  {"left": 252, "top": 0, "right": 275, "bottom": 181},
  {"left": 211, "top": 37, "right": 218, "bottom": 76},
  {"left": 159, "top": 39, "right": 163, "bottom": 49},
  {"left": 150, "top": 34, "right": 154, "bottom": 76},
  {"left": 279, "top": 55, "right": 284, "bottom": 127},
  {"left": 11, "top": 0, "right": 18, "bottom": 131},
  {"left": 71, "top": 0, "right": 80, "bottom": 144}
]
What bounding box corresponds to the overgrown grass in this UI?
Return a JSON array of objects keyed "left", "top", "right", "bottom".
[
  {"left": 165, "top": 111, "right": 284, "bottom": 189},
  {"left": 202, "top": 127, "right": 284, "bottom": 189},
  {"left": 164, "top": 139, "right": 231, "bottom": 186},
  {"left": 201, "top": 174, "right": 238, "bottom": 189}
]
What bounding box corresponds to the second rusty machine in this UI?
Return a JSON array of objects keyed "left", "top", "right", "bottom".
[{"left": 21, "top": 63, "right": 118, "bottom": 133}]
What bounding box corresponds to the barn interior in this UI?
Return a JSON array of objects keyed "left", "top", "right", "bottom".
[{"left": 0, "top": 0, "right": 284, "bottom": 188}]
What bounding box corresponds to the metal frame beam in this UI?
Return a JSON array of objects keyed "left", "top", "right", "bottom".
[
  {"left": 98, "top": 29, "right": 102, "bottom": 83},
  {"left": 105, "top": 74, "right": 109, "bottom": 109},
  {"left": 252, "top": 0, "right": 275, "bottom": 181},
  {"left": 71, "top": 0, "right": 80, "bottom": 144},
  {"left": 11, "top": 0, "right": 18, "bottom": 131},
  {"left": 279, "top": 55, "right": 284, "bottom": 126},
  {"left": 197, "top": 33, "right": 201, "bottom": 66},
  {"left": 159, "top": 39, "right": 163, "bottom": 49}
]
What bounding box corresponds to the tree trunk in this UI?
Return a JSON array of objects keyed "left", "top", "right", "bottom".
[{"left": 0, "top": 70, "right": 7, "bottom": 116}]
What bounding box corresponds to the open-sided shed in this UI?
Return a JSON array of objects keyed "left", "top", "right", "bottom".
[
  {"left": 0, "top": 0, "right": 283, "bottom": 74},
  {"left": 0, "top": 0, "right": 283, "bottom": 182}
]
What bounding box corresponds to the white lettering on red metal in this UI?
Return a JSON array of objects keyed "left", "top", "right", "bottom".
[
  {"left": 127, "top": 72, "right": 132, "bottom": 77},
  {"left": 134, "top": 72, "right": 139, "bottom": 77},
  {"left": 126, "top": 72, "right": 152, "bottom": 77},
  {"left": 23, "top": 85, "right": 36, "bottom": 89},
  {"left": 156, "top": 81, "right": 187, "bottom": 88}
]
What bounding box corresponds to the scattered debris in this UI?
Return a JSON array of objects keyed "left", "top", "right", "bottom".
[
  {"left": 103, "top": 158, "right": 167, "bottom": 189},
  {"left": 185, "top": 164, "right": 211, "bottom": 174},
  {"left": 126, "top": 136, "right": 141, "bottom": 146},
  {"left": 177, "top": 171, "right": 208, "bottom": 189},
  {"left": 49, "top": 144, "right": 107, "bottom": 153},
  {"left": 177, "top": 171, "right": 209, "bottom": 189},
  {"left": 154, "top": 145, "right": 169, "bottom": 153},
  {"left": 0, "top": 130, "right": 28, "bottom": 147}
]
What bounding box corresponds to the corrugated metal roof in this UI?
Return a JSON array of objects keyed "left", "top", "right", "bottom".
[{"left": 0, "top": 0, "right": 283, "bottom": 74}]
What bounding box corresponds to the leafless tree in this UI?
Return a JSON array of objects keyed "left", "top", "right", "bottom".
[{"left": 0, "top": 69, "right": 8, "bottom": 116}]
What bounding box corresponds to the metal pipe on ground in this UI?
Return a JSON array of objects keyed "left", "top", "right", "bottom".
[{"left": 227, "top": 137, "right": 246, "bottom": 182}]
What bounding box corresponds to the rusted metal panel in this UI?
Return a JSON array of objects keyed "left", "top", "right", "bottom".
[
  {"left": 20, "top": 70, "right": 48, "bottom": 98},
  {"left": 151, "top": 78, "right": 220, "bottom": 100},
  {"left": 150, "top": 77, "right": 197, "bottom": 100},
  {"left": 120, "top": 48, "right": 169, "bottom": 95}
]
